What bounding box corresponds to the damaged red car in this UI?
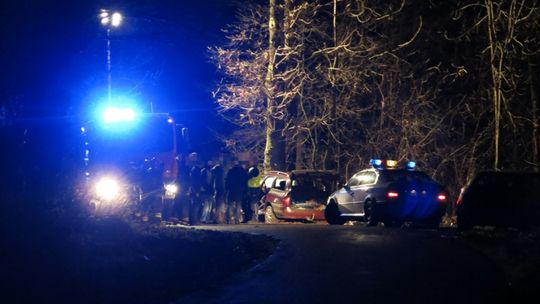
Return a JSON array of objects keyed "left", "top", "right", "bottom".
[{"left": 258, "top": 170, "right": 340, "bottom": 223}]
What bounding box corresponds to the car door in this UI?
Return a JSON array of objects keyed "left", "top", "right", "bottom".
[
  {"left": 335, "top": 173, "right": 361, "bottom": 214},
  {"left": 267, "top": 175, "right": 290, "bottom": 217},
  {"left": 345, "top": 171, "right": 377, "bottom": 214},
  {"left": 353, "top": 171, "right": 377, "bottom": 213}
]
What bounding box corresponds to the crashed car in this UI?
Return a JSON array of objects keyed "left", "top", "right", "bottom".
[{"left": 258, "top": 170, "right": 340, "bottom": 223}]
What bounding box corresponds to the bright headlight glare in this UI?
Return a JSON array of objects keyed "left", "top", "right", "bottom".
[
  {"left": 102, "top": 107, "right": 136, "bottom": 124},
  {"left": 165, "top": 184, "right": 178, "bottom": 194},
  {"left": 95, "top": 177, "right": 120, "bottom": 200}
]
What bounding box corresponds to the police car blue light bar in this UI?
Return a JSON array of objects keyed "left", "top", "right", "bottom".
[
  {"left": 370, "top": 159, "right": 383, "bottom": 167},
  {"left": 406, "top": 161, "right": 416, "bottom": 170},
  {"left": 370, "top": 159, "right": 416, "bottom": 170}
]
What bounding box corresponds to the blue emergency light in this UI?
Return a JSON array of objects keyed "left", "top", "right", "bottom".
[
  {"left": 370, "top": 159, "right": 383, "bottom": 167},
  {"left": 405, "top": 161, "right": 416, "bottom": 170},
  {"left": 102, "top": 107, "right": 136, "bottom": 124}
]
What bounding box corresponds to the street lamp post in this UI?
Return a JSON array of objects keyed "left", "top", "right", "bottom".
[{"left": 99, "top": 10, "right": 123, "bottom": 105}]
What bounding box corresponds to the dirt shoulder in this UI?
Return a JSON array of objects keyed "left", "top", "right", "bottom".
[{"left": 1, "top": 214, "right": 278, "bottom": 303}]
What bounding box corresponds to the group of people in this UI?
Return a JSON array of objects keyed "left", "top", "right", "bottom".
[{"left": 165, "top": 152, "right": 262, "bottom": 225}]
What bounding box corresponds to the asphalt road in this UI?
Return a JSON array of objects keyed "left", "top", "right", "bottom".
[{"left": 175, "top": 224, "right": 513, "bottom": 304}]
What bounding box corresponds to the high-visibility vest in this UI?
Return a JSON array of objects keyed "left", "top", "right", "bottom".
[{"left": 248, "top": 167, "right": 263, "bottom": 188}]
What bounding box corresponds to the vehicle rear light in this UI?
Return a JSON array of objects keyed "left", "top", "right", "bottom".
[
  {"left": 283, "top": 196, "right": 291, "bottom": 207},
  {"left": 437, "top": 193, "right": 447, "bottom": 203},
  {"left": 387, "top": 191, "right": 399, "bottom": 199}
]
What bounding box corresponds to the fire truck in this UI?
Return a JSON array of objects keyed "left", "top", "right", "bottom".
[{"left": 79, "top": 106, "right": 187, "bottom": 220}]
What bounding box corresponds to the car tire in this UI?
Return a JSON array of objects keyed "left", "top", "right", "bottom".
[
  {"left": 325, "top": 202, "right": 346, "bottom": 225},
  {"left": 264, "top": 205, "right": 280, "bottom": 224},
  {"left": 364, "top": 199, "right": 379, "bottom": 227}
]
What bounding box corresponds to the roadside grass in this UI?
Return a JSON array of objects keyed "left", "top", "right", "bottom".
[{"left": 458, "top": 227, "right": 540, "bottom": 302}]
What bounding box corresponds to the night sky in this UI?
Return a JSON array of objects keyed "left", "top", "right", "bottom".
[{"left": 0, "top": 0, "right": 239, "bottom": 128}]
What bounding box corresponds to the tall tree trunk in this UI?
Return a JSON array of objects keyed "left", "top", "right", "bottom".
[
  {"left": 264, "top": 0, "right": 286, "bottom": 171},
  {"left": 530, "top": 55, "right": 540, "bottom": 171},
  {"left": 330, "top": 0, "right": 340, "bottom": 171},
  {"left": 485, "top": 0, "right": 503, "bottom": 170}
]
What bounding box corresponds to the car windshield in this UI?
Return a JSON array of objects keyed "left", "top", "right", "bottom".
[{"left": 291, "top": 173, "right": 338, "bottom": 202}]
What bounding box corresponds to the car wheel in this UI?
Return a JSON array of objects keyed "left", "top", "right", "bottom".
[
  {"left": 325, "top": 202, "right": 345, "bottom": 225},
  {"left": 364, "top": 199, "right": 379, "bottom": 227},
  {"left": 264, "top": 205, "right": 280, "bottom": 224}
]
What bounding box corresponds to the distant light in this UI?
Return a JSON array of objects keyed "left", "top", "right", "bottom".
[
  {"left": 102, "top": 107, "right": 136, "bottom": 124},
  {"left": 167, "top": 118, "right": 173, "bottom": 124},
  {"left": 100, "top": 10, "right": 122, "bottom": 27},
  {"left": 406, "top": 161, "right": 416, "bottom": 170},
  {"left": 100, "top": 17, "right": 110, "bottom": 25},
  {"left": 80, "top": 127, "right": 86, "bottom": 133},
  {"left": 111, "top": 12, "right": 122, "bottom": 27}
]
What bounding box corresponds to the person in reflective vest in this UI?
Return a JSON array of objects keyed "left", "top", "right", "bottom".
[{"left": 247, "top": 164, "right": 263, "bottom": 222}]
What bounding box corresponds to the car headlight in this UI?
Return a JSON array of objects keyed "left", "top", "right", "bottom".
[
  {"left": 164, "top": 183, "right": 178, "bottom": 196},
  {"left": 95, "top": 177, "right": 121, "bottom": 201}
]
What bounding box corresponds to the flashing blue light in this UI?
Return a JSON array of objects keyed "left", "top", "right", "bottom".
[
  {"left": 370, "top": 159, "right": 383, "bottom": 167},
  {"left": 406, "top": 161, "right": 416, "bottom": 170},
  {"left": 102, "top": 107, "right": 136, "bottom": 124}
]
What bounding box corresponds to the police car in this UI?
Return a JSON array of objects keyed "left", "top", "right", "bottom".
[{"left": 325, "top": 159, "right": 447, "bottom": 227}]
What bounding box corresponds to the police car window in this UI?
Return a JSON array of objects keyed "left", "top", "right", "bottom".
[
  {"left": 347, "top": 174, "right": 361, "bottom": 187},
  {"left": 358, "top": 172, "right": 376, "bottom": 185}
]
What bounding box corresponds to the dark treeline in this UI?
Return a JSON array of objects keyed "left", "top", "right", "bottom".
[{"left": 211, "top": 0, "right": 540, "bottom": 203}]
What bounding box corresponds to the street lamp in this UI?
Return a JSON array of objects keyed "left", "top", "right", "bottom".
[{"left": 99, "top": 9, "right": 123, "bottom": 105}]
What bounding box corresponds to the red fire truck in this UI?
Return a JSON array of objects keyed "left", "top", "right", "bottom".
[{"left": 80, "top": 106, "right": 187, "bottom": 220}]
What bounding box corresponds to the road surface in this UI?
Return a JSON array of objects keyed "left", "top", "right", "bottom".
[{"left": 175, "top": 224, "right": 513, "bottom": 304}]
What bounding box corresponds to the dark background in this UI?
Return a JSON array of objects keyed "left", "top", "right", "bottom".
[
  {"left": 0, "top": 0, "right": 239, "bottom": 131},
  {"left": 0, "top": 0, "right": 252, "bottom": 210}
]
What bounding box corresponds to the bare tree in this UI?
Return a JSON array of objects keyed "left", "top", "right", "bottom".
[
  {"left": 450, "top": 0, "right": 539, "bottom": 170},
  {"left": 210, "top": 0, "right": 539, "bottom": 204}
]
